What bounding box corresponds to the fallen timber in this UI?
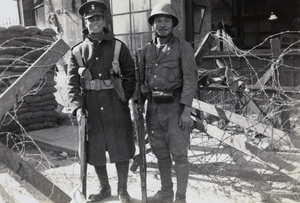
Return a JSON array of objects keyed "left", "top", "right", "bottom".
[
  {"left": 0, "top": 39, "right": 71, "bottom": 201},
  {"left": 0, "top": 142, "right": 72, "bottom": 202},
  {"left": 192, "top": 117, "right": 300, "bottom": 182},
  {"left": 192, "top": 98, "right": 293, "bottom": 145}
]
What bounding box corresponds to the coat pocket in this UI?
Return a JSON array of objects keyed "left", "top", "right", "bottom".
[{"left": 162, "top": 61, "right": 181, "bottom": 82}]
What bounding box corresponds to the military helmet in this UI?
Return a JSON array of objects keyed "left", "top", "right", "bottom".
[{"left": 148, "top": 3, "right": 179, "bottom": 27}]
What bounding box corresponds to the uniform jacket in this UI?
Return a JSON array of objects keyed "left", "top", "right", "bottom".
[
  {"left": 139, "top": 34, "right": 197, "bottom": 107},
  {"left": 67, "top": 28, "right": 136, "bottom": 165}
]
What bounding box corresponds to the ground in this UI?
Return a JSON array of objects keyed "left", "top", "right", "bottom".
[
  {"left": 0, "top": 130, "right": 299, "bottom": 203},
  {"left": 0, "top": 71, "right": 299, "bottom": 203}
]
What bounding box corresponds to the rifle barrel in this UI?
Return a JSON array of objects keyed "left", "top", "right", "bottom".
[{"left": 134, "top": 51, "right": 148, "bottom": 203}]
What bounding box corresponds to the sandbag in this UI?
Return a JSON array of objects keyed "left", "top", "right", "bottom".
[
  {"left": 24, "top": 49, "right": 45, "bottom": 60},
  {"left": 34, "top": 86, "right": 57, "bottom": 96},
  {"left": 11, "top": 66, "right": 29, "bottom": 72},
  {"left": 40, "top": 28, "right": 57, "bottom": 37},
  {"left": 3, "top": 39, "right": 26, "bottom": 47},
  {"left": 0, "top": 47, "right": 27, "bottom": 56},
  {"left": 31, "top": 111, "right": 46, "bottom": 118},
  {"left": 43, "top": 121, "right": 58, "bottom": 128},
  {"left": 17, "top": 112, "right": 34, "bottom": 120},
  {"left": 22, "top": 26, "right": 41, "bottom": 36},
  {"left": 45, "top": 111, "right": 59, "bottom": 118},
  {"left": 26, "top": 123, "right": 44, "bottom": 131},
  {"left": 0, "top": 54, "right": 17, "bottom": 65},
  {"left": 28, "top": 99, "right": 57, "bottom": 107},
  {"left": 25, "top": 41, "right": 44, "bottom": 48},
  {"left": 7, "top": 25, "right": 26, "bottom": 32},
  {"left": 30, "top": 35, "right": 55, "bottom": 44}
]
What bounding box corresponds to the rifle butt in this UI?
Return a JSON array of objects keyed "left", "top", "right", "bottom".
[{"left": 79, "top": 114, "right": 88, "bottom": 197}]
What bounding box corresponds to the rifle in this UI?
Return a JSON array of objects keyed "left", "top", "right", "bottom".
[
  {"left": 134, "top": 51, "right": 148, "bottom": 203},
  {"left": 130, "top": 140, "right": 151, "bottom": 172},
  {"left": 131, "top": 2, "right": 147, "bottom": 202},
  {"left": 78, "top": 69, "right": 88, "bottom": 198}
]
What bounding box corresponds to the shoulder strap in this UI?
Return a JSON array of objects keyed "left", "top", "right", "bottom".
[
  {"left": 113, "top": 40, "right": 122, "bottom": 63},
  {"left": 73, "top": 46, "right": 92, "bottom": 79},
  {"left": 73, "top": 46, "right": 84, "bottom": 67}
]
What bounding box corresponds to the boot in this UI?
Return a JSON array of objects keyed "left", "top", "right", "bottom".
[
  {"left": 118, "top": 188, "right": 131, "bottom": 203},
  {"left": 147, "top": 190, "right": 174, "bottom": 203},
  {"left": 88, "top": 165, "right": 111, "bottom": 202},
  {"left": 174, "top": 193, "right": 186, "bottom": 203},
  {"left": 116, "top": 161, "right": 132, "bottom": 203},
  {"left": 148, "top": 158, "right": 174, "bottom": 203},
  {"left": 174, "top": 162, "right": 189, "bottom": 203}
]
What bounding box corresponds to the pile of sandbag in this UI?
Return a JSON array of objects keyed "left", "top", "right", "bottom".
[{"left": 0, "top": 25, "right": 59, "bottom": 133}]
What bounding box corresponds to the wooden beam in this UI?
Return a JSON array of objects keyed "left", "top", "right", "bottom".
[
  {"left": 193, "top": 118, "right": 300, "bottom": 182},
  {"left": 0, "top": 39, "right": 70, "bottom": 119},
  {"left": 254, "top": 38, "right": 281, "bottom": 86},
  {"left": 0, "top": 142, "right": 72, "bottom": 202},
  {"left": 194, "top": 33, "right": 215, "bottom": 66},
  {"left": 215, "top": 59, "right": 264, "bottom": 116},
  {"left": 192, "top": 99, "right": 292, "bottom": 145},
  {"left": 207, "top": 84, "right": 300, "bottom": 93}
]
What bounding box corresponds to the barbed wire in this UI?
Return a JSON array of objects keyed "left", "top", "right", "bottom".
[{"left": 0, "top": 29, "right": 299, "bottom": 202}]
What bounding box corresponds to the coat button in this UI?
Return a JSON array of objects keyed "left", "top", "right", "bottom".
[
  {"left": 96, "top": 57, "right": 99, "bottom": 60},
  {"left": 154, "top": 75, "right": 157, "bottom": 78},
  {"left": 99, "top": 73, "right": 102, "bottom": 77},
  {"left": 155, "top": 63, "right": 158, "bottom": 66},
  {"left": 100, "top": 107, "right": 104, "bottom": 110}
]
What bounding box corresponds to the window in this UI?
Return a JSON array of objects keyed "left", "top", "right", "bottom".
[
  {"left": 193, "top": 6, "right": 206, "bottom": 34},
  {"left": 110, "top": 0, "right": 170, "bottom": 54},
  {"left": 33, "top": 0, "right": 45, "bottom": 28},
  {"left": 0, "top": 0, "right": 20, "bottom": 27}
]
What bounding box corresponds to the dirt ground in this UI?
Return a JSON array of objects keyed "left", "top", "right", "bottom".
[
  {"left": 0, "top": 129, "right": 299, "bottom": 203},
  {"left": 1, "top": 71, "right": 300, "bottom": 202}
]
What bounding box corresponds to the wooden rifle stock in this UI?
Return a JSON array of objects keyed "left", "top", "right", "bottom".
[
  {"left": 79, "top": 77, "right": 88, "bottom": 198},
  {"left": 134, "top": 51, "right": 148, "bottom": 203}
]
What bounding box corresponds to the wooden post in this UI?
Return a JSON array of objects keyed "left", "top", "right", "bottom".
[
  {"left": 0, "top": 39, "right": 70, "bottom": 119},
  {"left": 215, "top": 59, "right": 264, "bottom": 117},
  {"left": 270, "top": 38, "right": 291, "bottom": 131},
  {"left": 0, "top": 142, "right": 72, "bottom": 202},
  {"left": 194, "top": 33, "right": 215, "bottom": 119}
]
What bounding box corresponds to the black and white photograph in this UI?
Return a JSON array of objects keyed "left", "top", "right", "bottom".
[{"left": 0, "top": 0, "right": 299, "bottom": 202}]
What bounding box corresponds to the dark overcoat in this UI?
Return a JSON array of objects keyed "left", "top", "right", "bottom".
[{"left": 67, "top": 28, "right": 136, "bottom": 166}]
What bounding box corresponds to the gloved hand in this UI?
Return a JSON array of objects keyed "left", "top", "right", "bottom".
[
  {"left": 141, "top": 85, "right": 152, "bottom": 101},
  {"left": 76, "top": 108, "right": 82, "bottom": 124}
]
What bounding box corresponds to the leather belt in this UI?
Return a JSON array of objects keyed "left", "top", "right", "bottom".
[{"left": 84, "top": 79, "right": 114, "bottom": 91}]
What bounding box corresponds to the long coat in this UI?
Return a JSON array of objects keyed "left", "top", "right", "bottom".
[{"left": 67, "top": 28, "right": 136, "bottom": 166}]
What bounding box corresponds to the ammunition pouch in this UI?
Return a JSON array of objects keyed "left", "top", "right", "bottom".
[
  {"left": 111, "top": 61, "right": 127, "bottom": 103},
  {"left": 152, "top": 90, "right": 175, "bottom": 103}
]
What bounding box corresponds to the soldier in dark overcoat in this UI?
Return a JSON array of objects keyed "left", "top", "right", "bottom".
[{"left": 67, "top": 1, "right": 135, "bottom": 202}]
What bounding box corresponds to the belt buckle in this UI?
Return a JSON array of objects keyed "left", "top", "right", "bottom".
[{"left": 90, "top": 80, "right": 96, "bottom": 90}]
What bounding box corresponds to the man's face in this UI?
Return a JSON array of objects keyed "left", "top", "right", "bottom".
[
  {"left": 85, "top": 15, "right": 105, "bottom": 34},
  {"left": 153, "top": 15, "right": 173, "bottom": 37}
]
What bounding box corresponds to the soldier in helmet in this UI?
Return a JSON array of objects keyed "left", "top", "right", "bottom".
[
  {"left": 67, "top": 1, "right": 135, "bottom": 202},
  {"left": 138, "top": 2, "right": 197, "bottom": 203}
]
